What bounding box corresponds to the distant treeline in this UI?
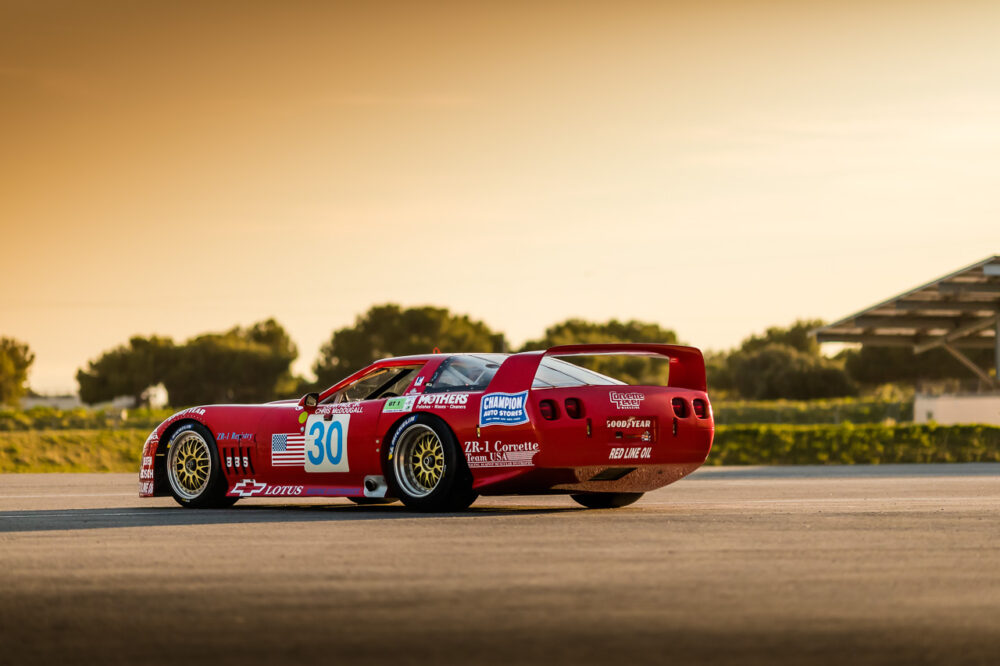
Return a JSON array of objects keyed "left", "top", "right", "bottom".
[{"left": 1, "top": 304, "right": 994, "bottom": 408}]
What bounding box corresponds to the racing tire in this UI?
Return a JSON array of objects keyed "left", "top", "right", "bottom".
[
  {"left": 348, "top": 497, "right": 397, "bottom": 505},
  {"left": 165, "top": 422, "right": 237, "bottom": 509},
  {"left": 570, "top": 492, "right": 644, "bottom": 509},
  {"left": 383, "top": 414, "right": 478, "bottom": 512}
]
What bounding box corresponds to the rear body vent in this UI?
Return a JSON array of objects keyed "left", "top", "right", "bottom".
[{"left": 588, "top": 467, "right": 636, "bottom": 482}]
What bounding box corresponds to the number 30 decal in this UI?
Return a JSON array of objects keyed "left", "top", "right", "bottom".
[{"left": 304, "top": 414, "right": 351, "bottom": 473}]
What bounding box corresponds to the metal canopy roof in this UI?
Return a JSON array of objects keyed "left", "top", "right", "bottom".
[{"left": 815, "top": 256, "right": 1000, "bottom": 384}]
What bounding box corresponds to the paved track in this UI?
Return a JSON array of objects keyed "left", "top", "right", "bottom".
[{"left": 2, "top": 465, "right": 999, "bottom": 665}]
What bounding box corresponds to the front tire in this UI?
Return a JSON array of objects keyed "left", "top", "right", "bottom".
[
  {"left": 570, "top": 492, "right": 644, "bottom": 509},
  {"left": 165, "top": 423, "right": 236, "bottom": 508},
  {"left": 383, "top": 414, "right": 477, "bottom": 512}
]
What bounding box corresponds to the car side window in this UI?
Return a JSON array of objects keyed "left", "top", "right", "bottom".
[{"left": 323, "top": 365, "right": 424, "bottom": 404}]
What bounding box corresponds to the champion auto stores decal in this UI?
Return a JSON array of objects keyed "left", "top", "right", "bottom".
[
  {"left": 479, "top": 391, "right": 529, "bottom": 426},
  {"left": 463, "top": 440, "right": 539, "bottom": 468}
]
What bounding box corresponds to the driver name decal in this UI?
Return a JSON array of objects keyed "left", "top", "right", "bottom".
[{"left": 316, "top": 403, "right": 363, "bottom": 415}]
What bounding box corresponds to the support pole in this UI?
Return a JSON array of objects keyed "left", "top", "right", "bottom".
[
  {"left": 943, "top": 343, "right": 996, "bottom": 387},
  {"left": 996, "top": 316, "right": 1000, "bottom": 385},
  {"left": 913, "top": 314, "right": 998, "bottom": 354}
]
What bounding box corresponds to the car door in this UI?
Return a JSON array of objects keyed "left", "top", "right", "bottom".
[{"left": 257, "top": 365, "right": 424, "bottom": 496}]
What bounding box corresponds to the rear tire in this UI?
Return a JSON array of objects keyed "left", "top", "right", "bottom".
[
  {"left": 383, "top": 414, "right": 478, "bottom": 512},
  {"left": 570, "top": 492, "right": 644, "bottom": 509},
  {"left": 165, "top": 422, "right": 236, "bottom": 509}
]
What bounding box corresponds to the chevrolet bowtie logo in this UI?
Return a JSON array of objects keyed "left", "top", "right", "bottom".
[{"left": 230, "top": 479, "right": 267, "bottom": 497}]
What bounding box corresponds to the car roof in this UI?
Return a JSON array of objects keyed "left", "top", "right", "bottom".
[{"left": 377, "top": 352, "right": 512, "bottom": 364}]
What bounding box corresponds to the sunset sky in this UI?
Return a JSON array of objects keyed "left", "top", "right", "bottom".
[{"left": 2, "top": 1, "right": 999, "bottom": 393}]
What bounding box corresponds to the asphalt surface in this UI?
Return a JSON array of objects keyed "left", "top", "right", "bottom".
[{"left": 2, "top": 465, "right": 999, "bottom": 666}]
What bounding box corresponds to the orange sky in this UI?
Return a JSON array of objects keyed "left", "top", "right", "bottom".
[{"left": 2, "top": 0, "right": 999, "bottom": 392}]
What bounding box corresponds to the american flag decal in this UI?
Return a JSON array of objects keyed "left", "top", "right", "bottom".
[
  {"left": 271, "top": 433, "right": 305, "bottom": 466},
  {"left": 503, "top": 450, "right": 537, "bottom": 464}
]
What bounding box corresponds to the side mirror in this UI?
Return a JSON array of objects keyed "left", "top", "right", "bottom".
[{"left": 298, "top": 392, "right": 319, "bottom": 409}]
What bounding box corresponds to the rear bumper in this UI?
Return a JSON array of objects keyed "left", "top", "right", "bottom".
[
  {"left": 472, "top": 461, "right": 705, "bottom": 495},
  {"left": 549, "top": 462, "right": 705, "bottom": 493}
]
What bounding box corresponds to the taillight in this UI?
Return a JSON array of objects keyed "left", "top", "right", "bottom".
[
  {"left": 693, "top": 399, "right": 707, "bottom": 419},
  {"left": 671, "top": 398, "right": 689, "bottom": 418},
  {"left": 564, "top": 398, "right": 584, "bottom": 419},
  {"left": 539, "top": 399, "right": 560, "bottom": 420}
]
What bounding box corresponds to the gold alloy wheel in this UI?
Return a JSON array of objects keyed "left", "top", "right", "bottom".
[
  {"left": 410, "top": 433, "right": 444, "bottom": 490},
  {"left": 393, "top": 424, "right": 447, "bottom": 498},
  {"left": 167, "top": 431, "right": 212, "bottom": 500}
]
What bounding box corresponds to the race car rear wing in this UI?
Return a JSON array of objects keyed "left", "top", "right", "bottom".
[{"left": 486, "top": 343, "right": 707, "bottom": 393}]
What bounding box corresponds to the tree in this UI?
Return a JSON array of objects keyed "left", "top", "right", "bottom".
[
  {"left": 713, "top": 320, "right": 857, "bottom": 399},
  {"left": 0, "top": 337, "right": 35, "bottom": 407},
  {"left": 165, "top": 319, "right": 299, "bottom": 404},
  {"left": 77, "top": 319, "right": 299, "bottom": 406},
  {"left": 313, "top": 305, "right": 503, "bottom": 389},
  {"left": 739, "top": 319, "right": 824, "bottom": 355},
  {"left": 77, "top": 336, "right": 175, "bottom": 406},
  {"left": 727, "top": 343, "right": 856, "bottom": 400},
  {"left": 521, "top": 318, "right": 679, "bottom": 385},
  {"left": 704, "top": 349, "right": 735, "bottom": 394}
]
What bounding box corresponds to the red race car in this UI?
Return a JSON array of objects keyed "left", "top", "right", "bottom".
[{"left": 139, "top": 344, "right": 714, "bottom": 511}]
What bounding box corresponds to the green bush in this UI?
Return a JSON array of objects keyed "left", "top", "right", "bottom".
[
  {"left": 713, "top": 398, "right": 913, "bottom": 425},
  {"left": 710, "top": 424, "right": 1000, "bottom": 465},
  {"left": 3, "top": 423, "right": 998, "bottom": 473},
  {"left": 0, "top": 429, "right": 146, "bottom": 472},
  {"left": 0, "top": 406, "right": 173, "bottom": 432}
]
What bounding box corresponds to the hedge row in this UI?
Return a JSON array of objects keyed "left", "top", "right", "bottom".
[
  {"left": 0, "top": 429, "right": 146, "bottom": 473},
  {"left": 2, "top": 424, "right": 1000, "bottom": 473},
  {"left": 710, "top": 424, "right": 1000, "bottom": 465},
  {"left": 0, "top": 407, "right": 173, "bottom": 432},
  {"left": 713, "top": 398, "right": 913, "bottom": 425}
]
